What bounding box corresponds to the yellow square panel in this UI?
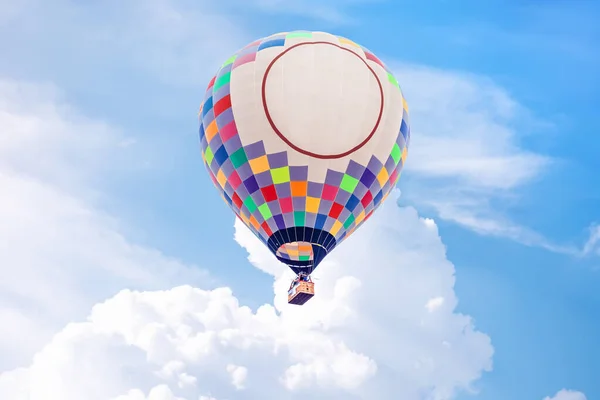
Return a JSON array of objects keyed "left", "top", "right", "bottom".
[
  {"left": 216, "top": 169, "right": 227, "bottom": 188},
  {"left": 330, "top": 220, "right": 343, "bottom": 236},
  {"left": 288, "top": 249, "right": 300, "bottom": 257},
  {"left": 355, "top": 210, "right": 365, "bottom": 225},
  {"left": 306, "top": 196, "right": 320, "bottom": 213},
  {"left": 338, "top": 37, "right": 358, "bottom": 48},
  {"left": 377, "top": 168, "right": 389, "bottom": 187},
  {"left": 249, "top": 155, "right": 270, "bottom": 174}
]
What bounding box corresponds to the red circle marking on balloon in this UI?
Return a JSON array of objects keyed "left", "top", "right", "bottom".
[{"left": 261, "top": 41, "right": 385, "bottom": 160}]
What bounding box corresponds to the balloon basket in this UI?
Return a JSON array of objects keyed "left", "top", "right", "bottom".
[{"left": 288, "top": 281, "right": 315, "bottom": 305}]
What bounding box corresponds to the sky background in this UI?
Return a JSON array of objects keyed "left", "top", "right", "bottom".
[{"left": 0, "top": 1, "right": 598, "bottom": 400}]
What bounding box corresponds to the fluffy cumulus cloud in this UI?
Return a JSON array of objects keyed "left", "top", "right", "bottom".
[
  {"left": 544, "top": 389, "right": 587, "bottom": 400},
  {"left": 234, "top": 197, "right": 494, "bottom": 399},
  {"left": 0, "top": 186, "right": 494, "bottom": 399},
  {"left": 0, "top": 79, "right": 209, "bottom": 371}
]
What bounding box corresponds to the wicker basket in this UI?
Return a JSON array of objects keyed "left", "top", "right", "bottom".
[{"left": 288, "top": 281, "right": 315, "bottom": 305}]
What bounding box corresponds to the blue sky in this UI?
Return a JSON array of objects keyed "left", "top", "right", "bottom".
[{"left": 0, "top": 1, "right": 598, "bottom": 399}]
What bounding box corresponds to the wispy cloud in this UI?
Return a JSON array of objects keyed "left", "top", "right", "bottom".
[
  {"left": 391, "top": 63, "right": 596, "bottom": 255},
  {"left": 581, "top": 224, "right": 600, "bottom": 257},
  {"left": 0, "top": 0, "right": 248, "bottom": 87},
  {"left": 0, "top": 80, "right": 127, "bottom": 189}
]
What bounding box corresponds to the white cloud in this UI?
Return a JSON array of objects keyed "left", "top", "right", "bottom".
[
  {"left": 226, "top": 364, "right": 247, "bottom": 390},
  {"left": 426, "top": 296, "right": 445, "bottom": 313},
  {"left": 0, "top": 79, "right": 129, "bottom": 188},
  {"left": 0, "top": 192, "right": 493, "bottom": 400},
  {"left": 582, "top": 224, "right": 600, "bottom": 256},
  {"left": 544, "top": 389, "right": 587, "bottom": 400},
  {"left": 112, "top": 385, "right": 188, "bottom": 400},
  {"left": 0, "top": 79, "right": 209, "bottom": 371},
  {"left": 396, "top": 64, "right": 549, "bottom": 188},
  {"left": 236, "top": 195, "right": 494, "bottom": 399},
  {"left": 392, "top": 64, "right": 577, "bottom": 251}
]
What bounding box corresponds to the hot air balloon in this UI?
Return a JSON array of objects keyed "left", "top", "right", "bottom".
[{"left": 198, "top": 31, "right": 410, "bottom": 305}]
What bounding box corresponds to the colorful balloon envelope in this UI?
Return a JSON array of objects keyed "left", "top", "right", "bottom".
[{"left": 199, "top": 31, "right": 410, "bottom": 277}]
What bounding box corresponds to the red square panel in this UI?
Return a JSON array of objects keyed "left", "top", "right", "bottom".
[
  {"left": 214, "top": 95, "right": 232, "bottom": 117},
  {"left": 261, "top": 185, "right": 277, "bottom": 202},
  {"left": 361, "top": 191, "right": 373, "bottom": 208},
  {"left": 207, "top": 75, "right": 216, "bottom": 89},
  {"left": 232, "top": 192, "right": 243, "bottom": 209},
  {"left": 329, "top": 202, "right": 343, "bottom": 219},
  {"left": 261, "top": 221, "right": 273, "bottom": 236}
]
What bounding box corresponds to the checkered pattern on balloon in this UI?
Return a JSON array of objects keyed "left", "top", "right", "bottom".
[{"left": 199, "top": 31, "right": 410, "bottom": 275}]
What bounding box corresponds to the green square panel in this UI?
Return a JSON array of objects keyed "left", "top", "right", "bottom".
[
  {"left": 340, "top": 174, "right": 359, "bottom": 193},
  {"left": 214, "top": 72, "right": 231, "bottom": 91},
  {"left": 387, "top": 72, "right": 399, "bottom": 87},
  {"left": 344, "top": 214, "right": 356, "bottom": 229},
  {"left": 204, "top": 146, "right": 214, "bottom": 165},
  {"left": 294, "top": 211, "right": 305, "bottom": 226},
  {"left": 244, "top": 195, "right": 257, "bottom": 213},
  {"left": 258, "top": 203, "right": 272, "bottom": 220},
  {"left": 222, "top": 54, "right": 237, "bottom": 66},
  {"left": 230, "top": 148, "right": 248, "bottom": 168},
  {"left": 391, "top": 143, "right": 401, "bottom": 165},
  {"left": 287, "top": 32, "right": 313, "bottom": 39}
]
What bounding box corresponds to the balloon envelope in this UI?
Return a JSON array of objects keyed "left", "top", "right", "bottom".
[{"left": 199, "top": 31, "right": 411, "bottom": 275}]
